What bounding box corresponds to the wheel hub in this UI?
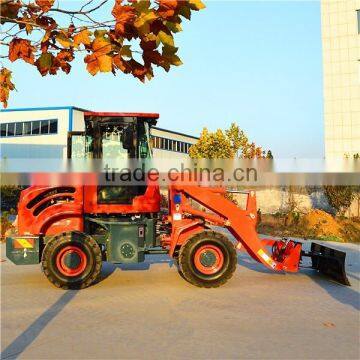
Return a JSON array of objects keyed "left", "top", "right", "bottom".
[
  {"left": 63, "top": 252, "right": 81, "bottom": 269},
  {"left": 56, "top": 246, "right": 87, "bottom": 277},
  {"left": 193, "top": 244, "right": 224, "bottom": 275},
  {"left": 199, "top": 251, "right": 217, "bottom": 267}
]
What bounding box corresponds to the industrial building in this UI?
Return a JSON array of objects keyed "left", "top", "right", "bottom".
[
  {"left": 0, "top": 106, "right": 198, "bottom": 159},
  {"left": 321, "top": 0, "right": 360, "bottom": 158}
]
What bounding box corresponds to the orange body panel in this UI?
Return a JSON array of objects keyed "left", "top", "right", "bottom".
[
  {"left": 83, "top": 184, "right": 160, "bottom": 214},
  {"left": 17, "top": 182, "right": 160, "bottom": 236},
  {"left": 165, "top": 218, "right": 205, "bottom": 257},
  {"left": 18, "top": 186, "right": 84, "bottom": 236}
]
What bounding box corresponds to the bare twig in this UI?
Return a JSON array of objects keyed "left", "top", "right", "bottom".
[
  {"left": 50, "top": 0, "right": 109, "bottom": 15},
  {"left": 80, "top": 0, "right": 97, "bottom": 13}
]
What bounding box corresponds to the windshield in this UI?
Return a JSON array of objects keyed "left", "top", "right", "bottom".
[
  {"left": 101, "top": 124, "right": 129, "bottom": 160},
  {"left": 69, "top": 118, "right": 153, "bottom": 159}
]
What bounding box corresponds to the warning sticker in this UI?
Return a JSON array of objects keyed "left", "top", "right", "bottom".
[
  {"left": 257, "top": 249, "right": 276, "bottom": 268},
  {"left": 14, "top": 238, "right": 34, "bottom": 249}
]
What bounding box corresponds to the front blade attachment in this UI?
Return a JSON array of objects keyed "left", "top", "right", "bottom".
[{"left": 307, "top": 242, "right": 351, "bottom": 286}]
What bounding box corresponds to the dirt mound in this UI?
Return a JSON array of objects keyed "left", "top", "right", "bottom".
[
  {"left": 258, "top": 210, "right": 360, "bottom": 242},
  {"left": 300, "top": 209, "right": 343, "bottom": 240},
  {"left": 340, "top": 218, "right": 360, "bottom": 243}
]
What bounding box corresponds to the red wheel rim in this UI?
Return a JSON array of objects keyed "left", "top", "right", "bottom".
[
  {"left": 56, "top": 246, "right": 87, "bottom": 277},
  {"left": 193, "top": 245, "right": 224, "bottom": 275}
]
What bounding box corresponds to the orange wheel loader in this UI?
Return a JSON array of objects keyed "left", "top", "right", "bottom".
[{"left": 5, "top": 112, "right": 350, "bottom": 289}]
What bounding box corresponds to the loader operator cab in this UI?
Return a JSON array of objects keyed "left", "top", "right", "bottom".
[
  {"left": 67, "top": 112, "right": 159, "bottom": 205},
  {"left": 67, "top": 112, "right": 157, "bottom": 160}
]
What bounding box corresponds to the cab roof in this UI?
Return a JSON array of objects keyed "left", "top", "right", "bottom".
[{"left": 84, "top": 111, "right": 159, "bottom": 119}]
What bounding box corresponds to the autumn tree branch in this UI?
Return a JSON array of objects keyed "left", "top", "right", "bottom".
[{"left": 0, "top": 0, "right": 206, "bottom": 108}]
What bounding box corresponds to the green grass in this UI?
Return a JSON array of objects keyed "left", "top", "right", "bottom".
[{"left": 317, "top": 235, "right": 343, "bottom": 242}]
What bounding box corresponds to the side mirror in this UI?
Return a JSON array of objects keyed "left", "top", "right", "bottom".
[{"left": 121, "top": 126, "right": 134, "bottom": 150}]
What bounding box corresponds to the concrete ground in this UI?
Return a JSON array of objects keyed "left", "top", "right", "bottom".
[{"left": 1, "top": 240, "right": 359, "bottom": 360}]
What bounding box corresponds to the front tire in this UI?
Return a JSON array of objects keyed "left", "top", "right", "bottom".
[
  {"left": 41, "top": 231, "right": 102, "bottom": 289},
  {"left": 178, "top": 231, "right": 237, "bottom": 288}
]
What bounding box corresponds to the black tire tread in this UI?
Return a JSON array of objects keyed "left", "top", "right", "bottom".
[
  {"left": 41, "top": 231, "right": 102, "bottom": 290},
  {"left": 178, "top": 230, "right": 237, "bottom": 288}
]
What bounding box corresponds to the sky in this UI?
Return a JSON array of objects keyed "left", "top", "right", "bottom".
[{"left": 3, "top": 1, "right": 324, "bottom": 158}]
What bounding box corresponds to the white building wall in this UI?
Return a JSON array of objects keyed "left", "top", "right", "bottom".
[
  {"left": 72, "top": 109, "right": 85, "bottom": 132},
  {"left": 322, "top": 0, "right": 360, "bottom": 158},
  {"left": 0, "top": 108, "right": 70, "bottom": 158},
  {"left": 151, "top": 127, "right": 198, "bottom": 159}
]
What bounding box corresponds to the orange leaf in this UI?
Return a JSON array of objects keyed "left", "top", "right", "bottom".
[
  {"left": 56, "top": 49, "right": 74, "bottom": 62},
  {"left": 84, "top": 53, "right": 113, "bottom": 76},
  {"left": 8, "top": 39, "right": 35, "bottom": 64},
  {"left": 0, "top": 68, "right": 15, "bottom": 108},
  {"left": 35, "top": 52, "right": 54, "bottom": 76},
  {"left": 56, "top": 32, "right": 72, "bottom": 48},
  {"left": 85, "top": 37, "right": 112, "bottom": 76},
  {"left": 35, "top": 15, "right": 57, "bottom": 30},
  {"left": 35, "top": 0, "right": 54, "bottom": 13},
  {"left": 113, "top": 55, "right": 131, "bottom": 74},
  {"left": 112, "top": 1, "right": 136, "bottom": 36},
  {"left": 92, "top": 38, "right": 112, "bottom": 57},
  {"left": 73, "top": 29, "right": 92, "bottom": 48},
  {"left": 56, "top": 50, "right": 74, "bottom": 74},
  {"left": 84, "top": 54, "right": 100, "bottom": 76},
  {"left": 98, "top": 55, "right": 113, "bottom": 73},
  {"left": 128, "top": 59, "right": 149, "bottom": 82},
  {"left": 143, "top": 49, "right": 163, "bottom": 67},
  {"left": 67, "top": 23, "right": 75, "bottom": 35},
  {"left": 158, "top": 0, "right": 178, "bottom": 19},
  {"left": 34, "top": 52, "right": 64, "bottom": 76},
  {"left": 0, "top": 1, "right": 21, "bottom": 21}
]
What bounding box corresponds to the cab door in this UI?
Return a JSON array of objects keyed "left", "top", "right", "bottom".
[{"left": 67, "top": 131, "right": 94, "bottom": 158}]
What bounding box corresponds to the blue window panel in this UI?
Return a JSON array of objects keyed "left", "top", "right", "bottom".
[
  {"left": 0, "top": 123, "right": 6, "bottom": 137},
  {"left": 49, "top": 119, "right": 57, "bottom": 134},
  {"left": 40, "top": 120, "right": 49, "bottom": 134},
  {"left": 23, "top": 122, "right": 31, "bottom": 135},
  {"left": 7, "top": 123, "right": 15, "bottom": 136},
  {"left": 15, "top": 122, "right": 23, "bottom": 136},
  {"left": 31, "top": 121, "right": 40, "bottom": 135}
]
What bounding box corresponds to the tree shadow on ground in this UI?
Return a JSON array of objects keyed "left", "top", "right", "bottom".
[
  {"left": 1, "top": 290, "right": 78, "bottom": 360},
  {"left": 1, "top": 256, "right": 177, "bottom": 358}
]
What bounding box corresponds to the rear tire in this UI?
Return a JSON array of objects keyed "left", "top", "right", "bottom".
[
  {"left": 178, "top": 231, "right": 237, "bottom": 288},
  {"left": 41, "top": 231, "right": 102, "bottom": 289}
]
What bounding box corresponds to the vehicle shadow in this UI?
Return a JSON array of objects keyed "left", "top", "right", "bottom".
[
  {"left": 303, "top": 245, "right": 360, "bottom": 311},
  {"left": 305, "top": 269, "right": 360, "bottom": 311},
  {"left": 237, "top": 252, "right": 279, "bottom": 275},
  {"left": 238, "top": 257, "right": 275, "bottom": 274},
  {"left": 239, "top": 252, "right": 360, "bottom": 311},
  {"left": 96, "top": 252, "right": 273, "bottom": 285},
  {"left": 97, "top": 250, "right": 359, "bottom": 312},
  {"left": 93, "top": 254, "right": 175, "bottom": 285}
]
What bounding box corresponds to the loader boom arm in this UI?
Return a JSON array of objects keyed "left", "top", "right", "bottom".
[{"left": 171, "top": 184, "right": 302, "bottom": 273}]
